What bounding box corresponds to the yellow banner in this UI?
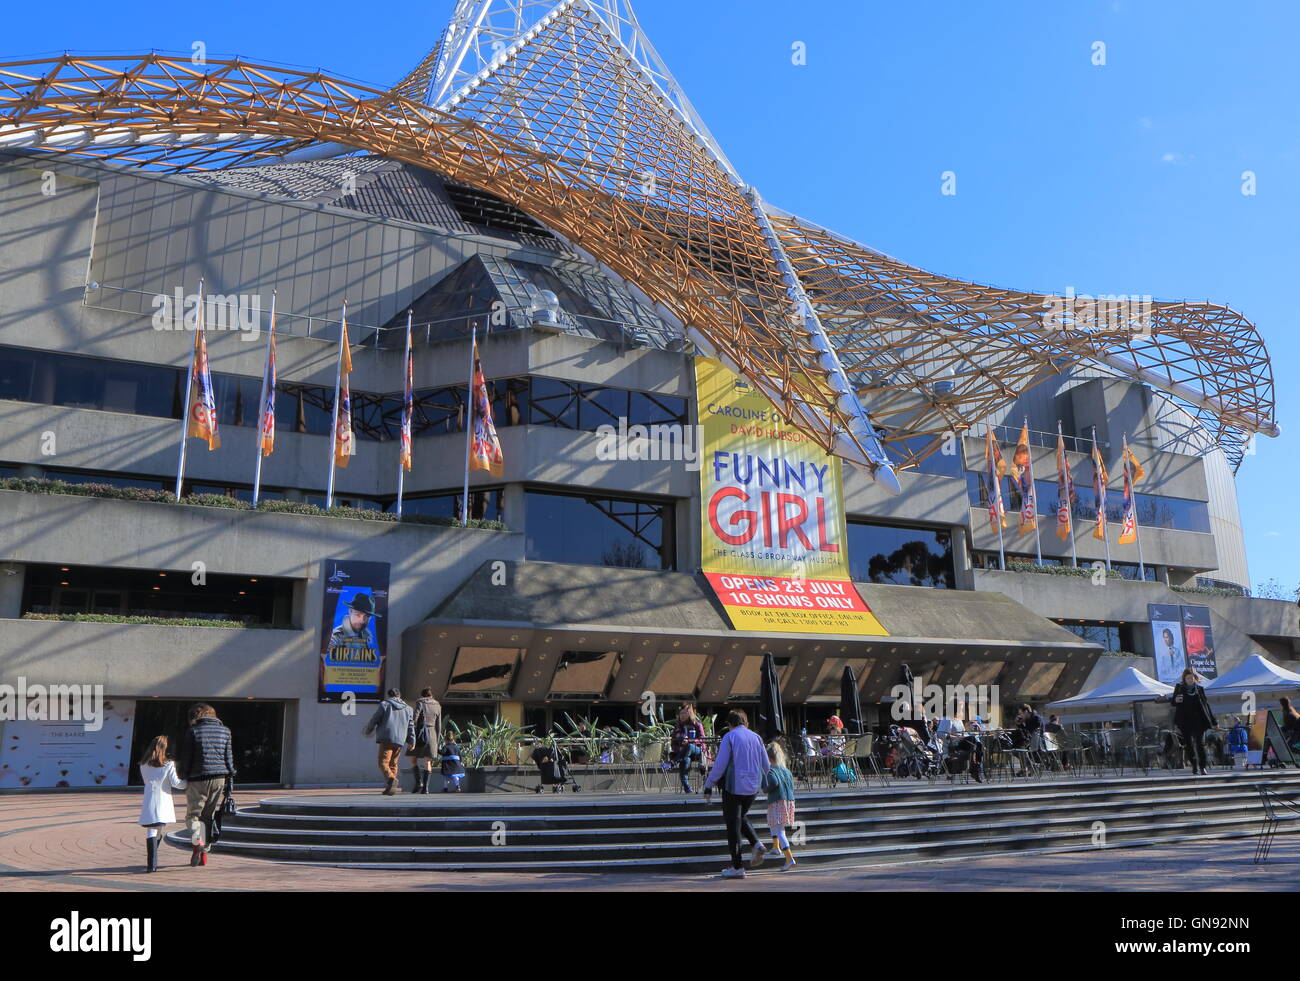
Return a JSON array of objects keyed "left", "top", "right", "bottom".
[{"left": 695, "top": 358, "right": 888, "bottom": 635}]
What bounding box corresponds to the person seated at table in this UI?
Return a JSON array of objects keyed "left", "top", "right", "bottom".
[
  {"left": 936, "top": 714, "right": 966, "bottom": 738},
  {"left": 1017, "top": 704, "right": 1044, "bottom": 751},
  {"left": 824, "top": 715, "right": 847, "bottom": 755}
]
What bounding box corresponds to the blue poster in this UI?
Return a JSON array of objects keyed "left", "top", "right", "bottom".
[{"left": 318, "top": 559, "right": 390, "bottom": 703}]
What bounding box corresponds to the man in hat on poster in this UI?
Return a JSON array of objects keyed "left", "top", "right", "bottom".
[{"left": 330, "top": 591, "right": 380, "bottom": 648}]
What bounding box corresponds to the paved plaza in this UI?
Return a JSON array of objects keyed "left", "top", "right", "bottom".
[{"left": 1, "top": 788, "right": 1296, "bottom": 892}]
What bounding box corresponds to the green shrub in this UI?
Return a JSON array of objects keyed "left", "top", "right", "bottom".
[
  {"left": 1, "top": 478, "right": 507, "bottom": 533},
  {"left": 1005, "top": 560, "right": 1123, "bottom": 580},
  {"left": 183, "top": 493, "right": 251, "bottom": 510},
  {"left": 1170, "top": 584, "right": 1242, "bottom": 598}
]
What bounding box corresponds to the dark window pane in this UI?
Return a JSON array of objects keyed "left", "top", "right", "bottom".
[
  {"left": 577, "top": 385, "right": 627, "bottom": 431},
  {"left": 629, "top": 390, "right": 688, "bottom": 428},
  {"left": 529, "top": 377, "right": 579, "bottom": 429},
  {"left": 525, "top": 490, "right": 674, "bottom": 569},
  {"left": 847, "top": 521, "right": 954, "bottom": 588}
]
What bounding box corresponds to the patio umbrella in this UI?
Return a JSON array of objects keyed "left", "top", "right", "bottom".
[
  {"left": 840, "top": 665, "right": 864, "bottom": 736},
  {"left": 758, "top": 652, "right": 785, "bottom": 742}
]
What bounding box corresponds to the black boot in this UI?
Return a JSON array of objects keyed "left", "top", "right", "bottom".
[
  {"left": 411, "top": 769, "right": 424, "bottom": 794},
  {"left": 421, "top": 769, "right": 432, "bottom": 794},
  {"left": 146, "top": 836, "right": 158, "bottom": 873}
]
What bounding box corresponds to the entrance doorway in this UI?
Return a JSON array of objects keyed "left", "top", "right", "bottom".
[{"left": 129, "top": 700, "right": 286, "bottom": 786}]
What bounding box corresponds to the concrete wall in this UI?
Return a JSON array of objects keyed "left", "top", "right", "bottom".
[
  {"left": 974, "top": 568, "right": 1300, "bottom": 673},
  {"left": 0, "top": 491, "right": 525, "bottom": 784}
]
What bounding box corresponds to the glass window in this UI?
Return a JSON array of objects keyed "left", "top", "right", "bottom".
[
  {"left": 529, "top": 377, "right": 579, "bottom": 428},
  {"left": 446, "top": 647, "right": 522, "bottom": 697},
  {"left": 847, "top": 521, "right": 954, "bottom": 588},
  {"left": 390, "top": 488, "right": 504, "bottom": 523},
  {"left": 578, "top": 385, "right": 628, "bottom": 431},
  {"left": 22, "top": 562, "right": 293, "bottom": 625},
  {"left": 548, "top": 650, "right": 623, "bottom": 698},
  {"left": 0, "top": 347, "right": 39, "bottom": 401},
  {"left": 629, "top": 390, "right": 688, "bottom": 428},
  {"left": 525, "top": 490, "right": 675, "bottom": 569}
]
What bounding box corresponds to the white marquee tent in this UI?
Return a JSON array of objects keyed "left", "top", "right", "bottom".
[
  {"left": 1046, "top": 667, "right": 1174, "bottom": 723},
  {"left": 1203, "top": 653, "right": 1300, "bottom": 696}
]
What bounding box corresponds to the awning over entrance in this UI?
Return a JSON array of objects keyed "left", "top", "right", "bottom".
[{"left": 400, "top": 562, "right": 1102, "bottom": 710}]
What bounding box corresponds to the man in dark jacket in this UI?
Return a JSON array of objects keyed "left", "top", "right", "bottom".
[
  {"left": 363, "top": 688, "right": 415, "bottom": 795},
  {"left": 176, "top": 703, "right": 234, "bottom": 867}
]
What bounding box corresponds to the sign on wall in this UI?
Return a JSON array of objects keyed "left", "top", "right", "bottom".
[
  {"left": 695, "top": 358, "right": 888, "bottom": 635},
  {"left": 0, "top": 698, "right": 135, "bottom": 789},
  {"left": 1147, "top": 603, "right": 1187, "bottom": 685},
  {"left": 318, "top": 559, "right": 391, "bottom": 703},
  {"left": 1180, "top": 605, "right": 1219, "bottom": 680}
]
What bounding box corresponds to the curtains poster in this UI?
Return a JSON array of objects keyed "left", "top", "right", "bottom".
[
  {"left": 694, "top": 357, "right": 888, "bottom": 636},
  {"left": 1147, "top": 603, "right": 1187, "bottom": 685},
  {"left": 318, "top": 559, "right": 390, "bottom": 703}
]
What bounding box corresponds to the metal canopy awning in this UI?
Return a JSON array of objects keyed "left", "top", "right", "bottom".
[{"left": 401, "top": 561, "right": 1102, "bottom": 707}]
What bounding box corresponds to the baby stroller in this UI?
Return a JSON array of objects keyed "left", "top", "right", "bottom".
[
  {"left": 532, "top": 743, "right": 581, "bottom": 793},
  {"left": 892, "top": 725, "right": 940, "bottom": 779}
]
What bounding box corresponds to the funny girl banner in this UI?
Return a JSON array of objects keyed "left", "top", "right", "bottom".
[{"left": 695, "top": 358, "right": 888, "bottom": 636}]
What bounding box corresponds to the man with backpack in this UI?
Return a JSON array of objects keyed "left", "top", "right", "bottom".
[{"left": 362, "top": 688, "right": 415, "bottom": 795}]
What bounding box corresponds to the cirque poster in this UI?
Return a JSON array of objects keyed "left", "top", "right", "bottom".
[
  {"left": 0, "top": 699, "right": 134, "bottom": 789},
  {"left": 1147, "top": 603, "right": 1187, "bottom": 685},
  {"left": 695, "top": 357, "right": 888, "bottom": 635},
  {"left": 1180, "top": 605, "right": 1219, "bottom": 680},
  {"left": 318, "top": 559, "right": 390, "bottom": 703}
]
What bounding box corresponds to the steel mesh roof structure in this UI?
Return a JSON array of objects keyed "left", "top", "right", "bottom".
[{"left": 0, "top": 0, "right": 1277, "bottom": 475}]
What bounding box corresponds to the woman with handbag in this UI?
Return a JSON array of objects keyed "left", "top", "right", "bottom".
[
  {"left": 1171, "top": 668, "right": 1216, "bottom": 775},
  {"left": 408, "top": 688, "right": 442, "bottom": 794},
  {"left": 138, "top": 735, "right": 186, "bottom": 873}
]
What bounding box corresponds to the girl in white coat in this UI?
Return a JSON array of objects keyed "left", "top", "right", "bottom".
[{"left": 138, "top": 735, "right": 186, "bottom": 873}]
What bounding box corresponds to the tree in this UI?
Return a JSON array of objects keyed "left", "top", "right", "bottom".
[{"left": 1254, "top": 578, "right": 1300, "bottom": 602}]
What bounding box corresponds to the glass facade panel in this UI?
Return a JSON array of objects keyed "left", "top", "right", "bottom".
[
  {"left": 548, "top": 650, "right": 623, "bottom": 698},
  {"left": 967, "top": 474, "right": 1210, "bottom": 535},
  {"left": 847, "top": 521, "right": 954, "bottom": 588},
  {"left": 446, "top": 647, "right": 522, "bottom": 697},
  {"left": 525, "top": 490, "right": 675, "bottom": 569},
  {"left": 23, "top": 563, "right": 293, "bottom": 625}
]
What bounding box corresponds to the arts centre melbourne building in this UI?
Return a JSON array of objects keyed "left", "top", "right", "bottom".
[{"left": 0, "top": 0, "right": 1294, "bottom": 787}]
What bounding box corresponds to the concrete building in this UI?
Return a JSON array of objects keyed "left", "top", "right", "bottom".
[{"left": 0, "top": 147, "right": 1294, "bottom": 788}]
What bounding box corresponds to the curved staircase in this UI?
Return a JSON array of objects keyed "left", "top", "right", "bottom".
[{"left": 169, "top": 771, "right": 1300, "bottom": 873}]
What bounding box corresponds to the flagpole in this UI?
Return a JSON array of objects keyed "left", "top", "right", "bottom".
[
  {"left": 326, "top": 300, "right": 347, "bottom": 510},
  {"left": 396, "top": 310, "right": 412, "bottom": 519},
  {"left": 1093, "top": 425, "right": 1112, "bottom": 571},
  {"left": 1126, "top": 433, "right": 1147, "bottom": 580},
  {"left": 1026, "top": 416, "right": 1043, "bottom": 566},
  {"left": 988, "top": 425, "right": 1007, "bottom": 571},
  {"left": 174, "top": 278, "right": 203, "bottom": 501},
  {"left": 1059, "top": 420, "right": 1079, "bottom": 568},
  {"left": 460, "top": 325, "right": 477, "bottom": 526},
  {"left": 252, "top": 289, "right": 275, "bottom": 509}
]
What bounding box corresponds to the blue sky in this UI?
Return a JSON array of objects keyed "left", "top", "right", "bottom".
[{"left": 5, "top": 0, "right": 1296, "bottom": 589}]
